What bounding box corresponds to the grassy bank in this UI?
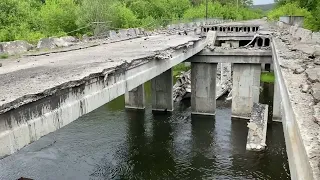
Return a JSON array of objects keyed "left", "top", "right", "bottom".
[{"left": 260, "top": 72, "right": 275, "bottom": 83}]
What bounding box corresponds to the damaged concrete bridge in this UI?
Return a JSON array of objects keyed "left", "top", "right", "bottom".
[{"left": 0, "top": 19, "right": 320, "bottom": 180}]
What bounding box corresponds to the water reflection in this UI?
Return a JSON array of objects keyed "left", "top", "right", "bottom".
[
  {"left": 189, "top": 115, "right": 216, "bottom": 179},
  {"left": 0, "top": 83, "right": 290, "bottom": 180}
]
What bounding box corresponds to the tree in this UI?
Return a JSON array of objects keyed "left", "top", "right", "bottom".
[{"left": 40, "top": 0, "right": 78, "bottom": 36}]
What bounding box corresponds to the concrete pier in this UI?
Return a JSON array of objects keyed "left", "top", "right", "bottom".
[
  {"left": 151, "top": 69, "right": 173, "bottom": 111},
  {"left": 272, "top": 78, "right": 281, "bottom": 121},
  {"left": 125, "top": 84, "right": 145, "bottom": 109},
  {"left": 232, "top": 64, "right": 261, "bottom": 119},
  {"left": 191, "top": 62, "right": 217, "bottom": 116}
]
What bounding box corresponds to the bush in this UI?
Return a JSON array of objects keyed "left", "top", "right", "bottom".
[
  {"left": 108, "top": 3, "right": 139, "bottom": 28},
  {"left": 76, "top": 0, "right": 115, "bottom": 33},
  {"left": 267, "top": 2, "right": 315, "bottom": 30},
  {"left": 183, "top": 2, "right": 261, "bottom": 20},
  {"left": 0, "top": 0, "right": 264, "bottom": 43},
  {"left": 40, "top": 0, "right": 79, "bottom": 36}
]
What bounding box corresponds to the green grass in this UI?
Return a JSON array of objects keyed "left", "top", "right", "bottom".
[
  {"left": 0, "top": 53, "right": 9, "bottom": 59},
  {"left": 173, "top": 63, "right": 190, "bottom": 78},
  {"left": 261, "top": 72, "right": 275, "bottom": 83}
]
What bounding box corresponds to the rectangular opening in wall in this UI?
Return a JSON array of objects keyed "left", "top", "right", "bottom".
[
  {"left": 239, "top": 40, "right": 251, "bottom": 47},
  {"left": 214, "top": 40, "right": 225, "bottom": 47}
]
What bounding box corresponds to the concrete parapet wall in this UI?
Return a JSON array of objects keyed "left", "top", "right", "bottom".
[
  {"left": 272, "top": 39, "right": 315, "bottom": 180},
  {"left": 277, "top": 21, "right": 319, "bottom": 44}
]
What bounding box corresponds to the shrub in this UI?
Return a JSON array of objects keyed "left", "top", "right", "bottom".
[
  {"left": 39, "top": 0, "right": 79, "bottom": 36},
  {"left": 183, "top": 2, "right": 261, "bottom": 20},
  {"left": 267, "top": 2, "right": 315, "bottom": 30}
]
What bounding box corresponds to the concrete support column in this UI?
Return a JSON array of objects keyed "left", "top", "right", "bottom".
[
  {"left": 232, "top": 64, "right": 261, "bottom": 119},
  {"left": 125, "top": 84, "right": 145, "bottom": 109},
  {"left": 273, "top": 78, "right": 282, "bottom": 121},
  {"left": 191, "top": 62, "right": 217, "bottom": 116},
  {"left": 151, "top": 69, "right": 173, "bottom": 111},
  {"left": 262, "top": 38, "right": 266, "bottom": 47}
]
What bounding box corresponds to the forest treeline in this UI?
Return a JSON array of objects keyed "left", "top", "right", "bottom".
[
  {"left": 0, "top": 0, "right": 261, "bottom": 43},
  {"left": 268, "top": 0, "right": 320, "bottom": 31}
]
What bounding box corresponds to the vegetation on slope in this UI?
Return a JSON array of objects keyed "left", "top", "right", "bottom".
[
  {"left": 268, "top": 1, "right": 320, "bottom": 31},
  {"left": 0, "top": 0, "right": 262, "bottom": 43},
  {"left": 252, "top": 3, "right": 275, "bottom": 12}
]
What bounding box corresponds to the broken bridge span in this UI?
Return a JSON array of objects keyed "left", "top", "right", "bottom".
[{"left": 0, "top": 19, "right": 320, "bottom": 180}]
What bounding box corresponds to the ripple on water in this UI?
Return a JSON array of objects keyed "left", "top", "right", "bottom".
[{"left": 0, "top": 97, "right": 290, "bottom": 180}]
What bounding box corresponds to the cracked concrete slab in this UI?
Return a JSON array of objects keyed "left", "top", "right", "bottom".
[{"left": 0, "top": 34, "right": 201, "bottom": 114}]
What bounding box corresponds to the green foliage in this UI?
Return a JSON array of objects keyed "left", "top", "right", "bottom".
[
  {"left": 173, "top": 63, "right": 190, "bottom": 78},
  {"left": 109, "top": 3, "right": 139, "bottom": 28},
  {"left": 0, "top": 0, "right": 263, "bottom": 43},
  {"left": 267, "top": 2, "right": 317, "bottom": 30},
  {"left": 0, "top": 53, "right": 9, "bottom": 59},
  {"left": 183, "top": 2, "right": 261, "bottom": 20},
  {"left": 261, "top": 72, "right": 275, "bottom": 83},
  {"left": 40, "top": 0, "right": 78, "bottom": 35}
]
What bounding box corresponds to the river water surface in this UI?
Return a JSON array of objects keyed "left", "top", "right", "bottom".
[{"left": 0, "top": 83, "right": 290, "bottom": 180}]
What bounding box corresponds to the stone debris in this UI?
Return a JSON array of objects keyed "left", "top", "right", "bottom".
[
  {"left": 274, "top": 19, "right": 320, "bottom": 179},
  {"left": 0, "top": 63, "right": 2, "bottom": 67},
  {"left": 37, "top": 36, "right": 78, "bottom": 50},
  {"left": 0, "top": 20, "right": 212, "bottom": 56},
  {"left": 155, "top": 50, "right": 173, "bottom": 60},
  {"left": 293, "top": 67, "right": 305, "bottom": 74},
  {"left": 306, "top": 68, "right": 320, "bottom": 83},
  {"left": 246, "top": 103, "right": 268, "bottom": 151},
  {"left": 300, "top": 84, "right": 311, "bottom": 93},
  {"left": 0, "top": 40, "right": 33, "bottom": 55},
  {"left": 173, "top": 63, "right": 232, "bottom": 102},
  {"left": 311, "top": 83, "right": 320, "bottom": 103}
]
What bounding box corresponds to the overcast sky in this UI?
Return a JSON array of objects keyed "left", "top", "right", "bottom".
[{"left": 253, "top": 0, "right": 274, "bottom": 5}]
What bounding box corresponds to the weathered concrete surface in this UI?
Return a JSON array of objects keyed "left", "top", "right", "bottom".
[
  {"left": 125, "top": 84, "right": 145, "bottom": 109},
  {"left": 151, "top": 69, "right": 173, "bottom": 111},
  {"left": 273, "top": 78, "right": 282, "bottom": 121},
  {"left": 37, "top": 36, "right": 79, "bottom": 50},
  {"left": 191, "top": 62, "right": 217, "bottom": 115},
  {"left": 272, "top": 21, "right": 320, "bottom": 179},
  {"left": 246, "top": 103, "right": 268, "bottom": 151},
  {"left": 0, "top": 40, "right": 33, "bottom": 55},
  {"left": 0, "top": 31, "right": 214, "bottom": 157},
  {"left": 194, "top": 48, "right": 272, "bottom": 64},
  {"left": 173, "top": 62, "right": 232, "bottom": 102},
  {"left": 232, "top": 63, "right": 261, "bottom": 119}
]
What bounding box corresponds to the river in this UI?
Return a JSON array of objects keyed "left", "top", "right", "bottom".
[{"left": 0, "top": 82, "right": 290, "bottom": 180}]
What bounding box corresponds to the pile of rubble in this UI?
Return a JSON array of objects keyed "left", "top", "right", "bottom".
[
  {"left": 273, "top": 21, "right": 320, "bottom": 178},
  {"left": 173, "top": 63, "right": 232, "bottom": 102}
]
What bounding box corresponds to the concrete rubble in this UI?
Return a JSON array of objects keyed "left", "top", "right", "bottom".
[
  {"left": 274, "top": 20, "right": 320, "bottom": 179},
  {"left": 246, "top": 103, "right": 268, "bottom": 151},
  {"left": 0, "top": 40, "right": 33, "bottom": 55},
  {"left": 1, "top": 18, "right": 229, "bottom": 57},
  {"left": 173, "top": 63, "right": 232, "bottom": 102},
  {"left": 37, "top": 36, "right": 78, "bottom": 50}
]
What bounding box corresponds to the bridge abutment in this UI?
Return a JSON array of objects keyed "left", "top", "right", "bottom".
[
  {"left": 151, "top": 69, "right": 173, "bottom": 112},
  {"left": 125, "top": 84, "right": 145, "bottom": 110},
  {"left": 191, "top": 62, "right": 217, "bottom": 116},
  {"left": 232, "top": 63, "right": 261, "bottom": 119}
]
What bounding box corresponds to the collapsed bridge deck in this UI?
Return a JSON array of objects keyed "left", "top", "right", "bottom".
[{"left": 0, "top": 19, "right": 320, "bottom": 180}]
